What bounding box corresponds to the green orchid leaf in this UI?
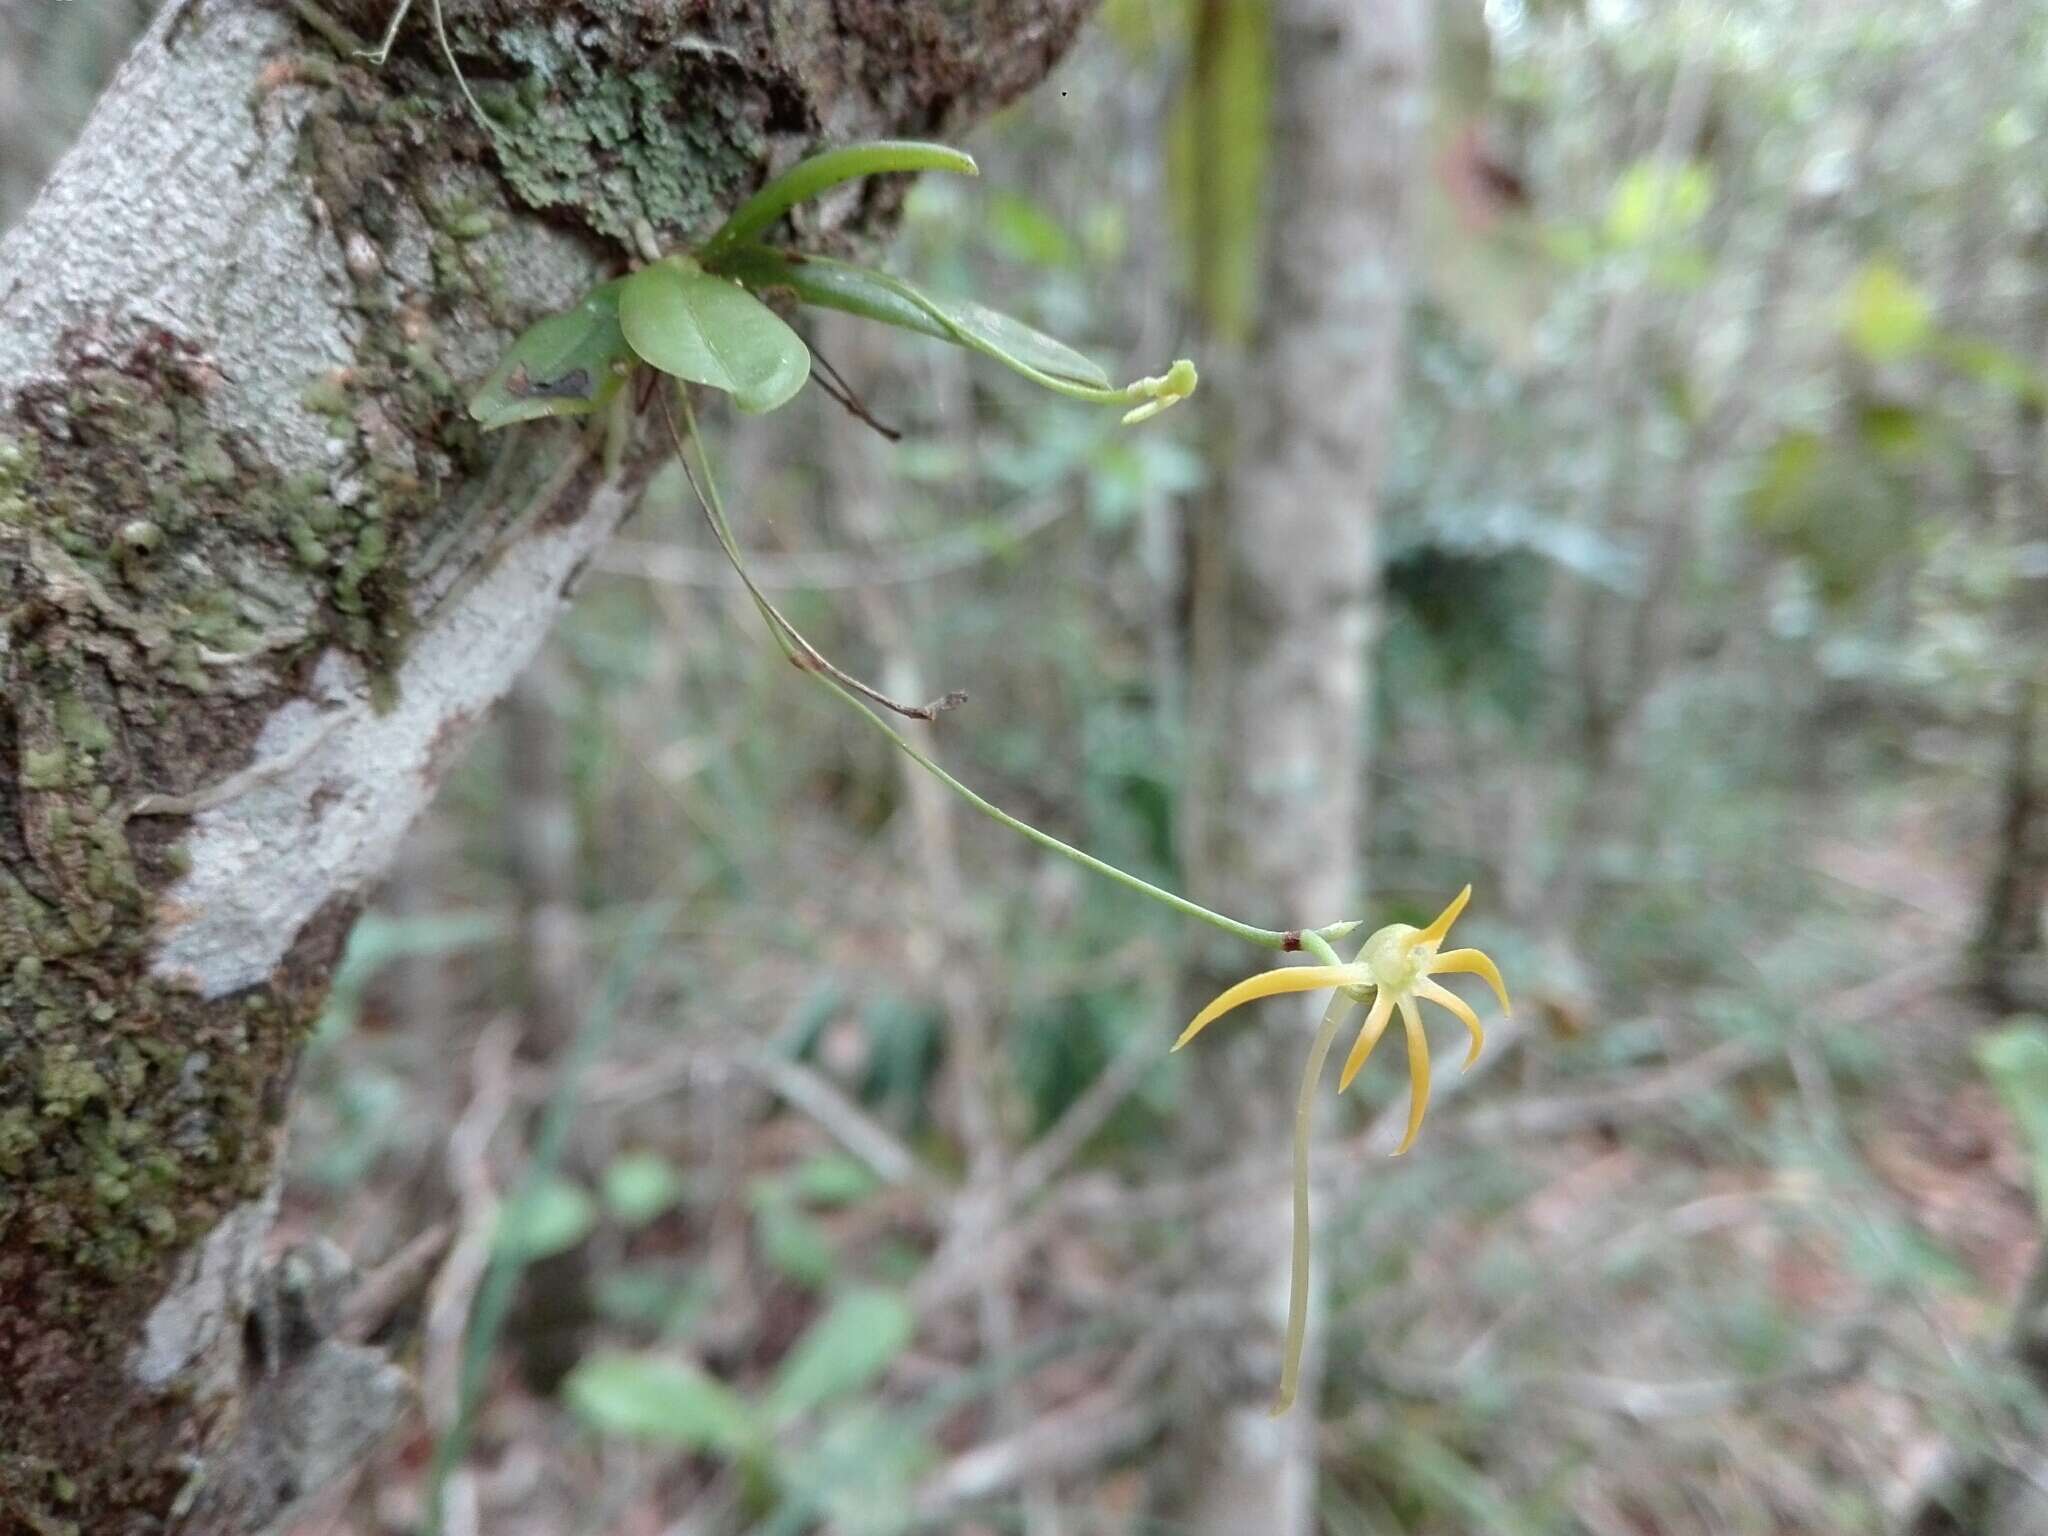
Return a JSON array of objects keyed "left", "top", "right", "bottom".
[
  {"left": 563, "top": 1351, "right": 757, "bottom": 1453},
  {"left": 711, "top": 245, "right": 946, "bottom": 341},
  {"left": 702, "top": 139, "right": 978, "bottom": 258},
  {"left": 467, "top": 278, "right": 635, "bottom": 431},
  {"left": 937, "top": 292, "right": 1117, "bottom": 391},
  {"left": 765, "top": 1287, "right": 914, "bottom": 1425},
  {"left": 619, "top": 257, "right": 811, "bottom": 414},
  {"left": 713, "top": 246, "right": 1113, "bottom": 391},
  {"left": 601, "top": 1151, "right": 685, "bottom": 1227},
  {"left": 494, "top": 1176, "right": 597, "bottom": 1260}
]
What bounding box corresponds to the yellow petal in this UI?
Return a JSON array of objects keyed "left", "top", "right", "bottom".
[
  {"left": 1413, "top": 884, "right": 1472, "bottom": 949},
  {"left": 1336, "top": 989, "right": 1394, "bottom": 1092},
  {"left": 1173, "top": 965, "right": 1364, "bottom": 1051},
  {"left": 1392, "top": 995, "right": 1432, "bottom": 1155},
  {"left": 1428, "top": 947, "right": 1511, "bottom": 1016},
  {"left": 1415, "top": 977, "right": 1484, "bottom": 1070}
]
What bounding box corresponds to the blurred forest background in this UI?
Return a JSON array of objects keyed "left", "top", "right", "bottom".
[{"left": 9, "top": 0, "right": 2048, "bottom": 1531}]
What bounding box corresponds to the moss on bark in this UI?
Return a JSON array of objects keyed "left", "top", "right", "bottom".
[{"left": 0, "top": 329, "right": 360, "bottom": 1531}]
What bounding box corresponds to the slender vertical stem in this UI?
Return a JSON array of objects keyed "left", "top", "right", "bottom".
[{"left": 1272, "top": 929, "right": 1352, "bottom": 1415}]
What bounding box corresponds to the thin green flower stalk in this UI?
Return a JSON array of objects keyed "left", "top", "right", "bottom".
[
  {"left": 1273, "top": 929, "right": 1356, "bottom": 1416},
  {"left": 668, "top": 389, "right": 1344, "bottom": 956},
  {"left": 667, "top": 388, "right": 1508, "bottom": 1417}
]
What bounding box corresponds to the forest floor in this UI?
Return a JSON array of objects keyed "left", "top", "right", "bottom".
[{"left": 279, "top": 776, "right": 2039, "bottom": 1536}]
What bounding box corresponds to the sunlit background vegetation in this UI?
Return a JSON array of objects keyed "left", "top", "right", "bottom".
[{"left": 9, "top": 0, "right": 2048, "bottom": 1530}]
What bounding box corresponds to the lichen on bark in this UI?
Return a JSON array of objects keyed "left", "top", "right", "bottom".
[{"left": 0, "top": 334, "right": 360, "bottom": 1528}]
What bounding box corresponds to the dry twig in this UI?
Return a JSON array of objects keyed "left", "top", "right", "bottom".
[{"left": 422, "top": 1019, "right": 519, "bottom": 1429}]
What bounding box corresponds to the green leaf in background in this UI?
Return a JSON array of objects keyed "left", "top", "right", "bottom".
[
  {"left": 1386, "top": 1422, "right": 1549, "bottom": 1536},
  {"left": 766, "top": 1287, "right": 915, "bottom": 1424},
  {"left": 316, "top": 910, "right": 509, "bottom": 1045},
  {"left": 985, "top": 189, "right": 1078, "bottom": 268},
  {"left": 1938, "top": 335, "right": 2048, "bottom": 405},
  {"left": 602, "top": 1151, "right": 685, "bottom": 1227},
  {"left": 1842, "top": 260, "right": 1933, "bottom": 363},
  {"left": 1842, "top": 1204, "right": 1973, "bottom": 1293},
  {"left": 1744, "top": 430, "right": 1825, "bottom": 536},
  {"left": 752, "top": 1186, "right": 837, "bottom": 1288},
  {"left": 618, "top": 257, "right": 812, "bottom": 414},
  {"left": 1168, "top": 0, "right": 1272, "bottom": 342},
  {"left": 1978, "top": 1020, "right": 2048, "bottom": 1211},
  {"left": 593, "top": 1265, "right": 714, "bottom": 1335},
  {"left": 303, "top": 1067, "right": 405, "bottom": 1189},
  {"left": 702, "top": 139, "right": 978, "bottom": 258},
  {"left": 778, "top": 1403, "right": 936, "bottom": 1536},
  {"left": 1604, "top": 159, "right": 1714, "bottom": 249},
  {"left": 494, "top": 1175, "right": 597, "bottom": 1259},
  {"left": 467, "top": 278, "right": 634, "bottom": 430},
  {"left": 714, "top": 247, "right": 1112, "bottom": 390},
  {"left": 1100, "top": 0, "right": 1172, "bottom": 53},
  {"left": 1856, "top": 401, "right": 1932, "bottom": 464},
  {"left": 858, "top": 994, "right": 943, "bottom": 1130},
  {"left": 787, "top": 1153, "right": 881, "bottom": 1208},
  {"left": 1743, "top": 425, "right": 1918, "bottom": 605},
  {"left": 562, "top": 1351, "right": 756, "bottom": 1453}
]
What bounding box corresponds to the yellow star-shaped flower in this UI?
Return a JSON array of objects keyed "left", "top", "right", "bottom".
[{"left": 1174, "top": 885, "right": 1510, "bottom": 1154}]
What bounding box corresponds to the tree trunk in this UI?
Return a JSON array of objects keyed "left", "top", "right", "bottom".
[
  {"left": 0, "top": 2, "right": 1089, "bottom": 1528},
  {"left": 1176, "top": 0, "right": 1424, "bottom": 1529},
  {"left": 1978, "top": 677, "right": 2046, "bottom": 1009},
  {"left": 1975, "top": 230, "right": 2048, "bottom": 1010}
]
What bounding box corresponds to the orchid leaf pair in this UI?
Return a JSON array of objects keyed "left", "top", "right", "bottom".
[{"left": 468, "top": 139, "right": 1197, "bottom": 431}]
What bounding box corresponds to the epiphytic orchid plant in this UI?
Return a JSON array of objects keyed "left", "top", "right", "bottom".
[
  {"left": 469, "top": 141, "right": 1508, "bottom": 1415},
  {"left": 468, "top": 141, "right": 1198, "bottom": 431}
]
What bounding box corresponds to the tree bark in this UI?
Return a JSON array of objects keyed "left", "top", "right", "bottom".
[
  {"left": 1978, "top": 677, "right": 2046, "bottom": 1009},
  {"left": 1975, "top": 231, "right": 2048, "bottom": 1010},
  {"left": 1175, "top": 0, "right": 1424, "bottom": 1529},
  {"left": 0, "top": 2, "right": 1090, "bottom": 1528}
]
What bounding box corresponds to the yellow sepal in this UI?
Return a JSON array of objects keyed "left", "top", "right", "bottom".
[
  {"left": 1414, "top": 977, "right": 1484, "bottom": 1070},
  {"left": 1413, "top": 883, "right": 1472, "bottom": 949},
  {"left": 1393, "top": 995, "right": 1432, "bottom": 1155},
  {"left": 1337, "top": 989, "right": 1394, "bottom": 1092},
  {"left": 1173, "top": 964, "right": 1366, "bottom": 1051},
  {"left": 1429, "top": 947, "right": 1511, "bottom": 1016}
]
